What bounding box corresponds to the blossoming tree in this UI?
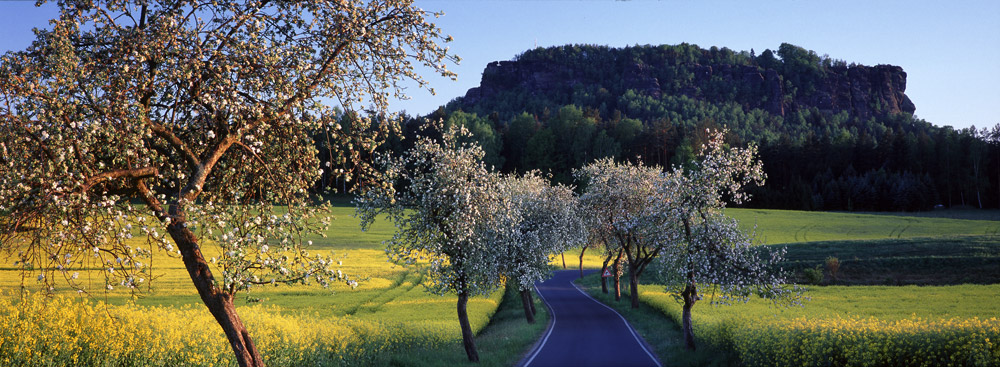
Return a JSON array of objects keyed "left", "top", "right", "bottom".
[
  {"left": 655, "top": 130, "right": 803, "bottom": 350},
  {"left": 497, "top": 171, "right": 584, "bottom": 323},
  {"left": 0, "top": 1, "right": 455, "bottom": 366},
  {"left": 356, "top": 125, "right": 504, "bottom": 362},
  {"left": 576, "top": 157, "right": 667, "bottom": 308}
]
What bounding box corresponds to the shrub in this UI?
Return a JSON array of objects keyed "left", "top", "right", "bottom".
[
  {"left": 803, "top": 265, "right": 824, "bottom": 285},
  {"left": 825, "top": 256, "right": 840, "bottom": 281}
]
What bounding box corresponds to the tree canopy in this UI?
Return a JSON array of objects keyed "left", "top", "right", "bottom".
[
  {"left": 357, "top": 124, "right": 505, "bottom": 362},
  {"left": 0, "top": 1, "right": 456, "bottom": 366}
]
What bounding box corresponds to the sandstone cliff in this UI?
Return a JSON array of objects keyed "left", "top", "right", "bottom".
[{"left": 456, "top": 44, "right": 915, "bottom": 120}]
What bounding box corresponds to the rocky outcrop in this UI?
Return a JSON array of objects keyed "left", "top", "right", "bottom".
[
  {"left": 801, "top": 64, "right": 915, "bottom": 118},
  {"left": 457, "top": 45, "right": 915, "bottom": 120}
]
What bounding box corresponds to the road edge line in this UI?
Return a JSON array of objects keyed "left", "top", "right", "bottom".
[
  {"left": 518, "top": 283, "right": 557, "bottom": 367},
  {"left": 571, "top": 281, "right": 663, "bottom": 367}
]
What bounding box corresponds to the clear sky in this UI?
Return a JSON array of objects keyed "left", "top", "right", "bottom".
[{"left": 3, "top": 1, "right": 998, "bottom": 130}]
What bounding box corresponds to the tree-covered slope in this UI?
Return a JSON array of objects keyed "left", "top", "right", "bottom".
[{"left": 344, "top": 43, "right": 1000, "bottom": 211}]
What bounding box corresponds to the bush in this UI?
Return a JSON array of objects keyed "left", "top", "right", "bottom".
[
  {"left": 825, "top": 256, "right": 840, "bottom": 281},
  {"left": 803, "top": 265, "right": 824, "bottom": 285}
]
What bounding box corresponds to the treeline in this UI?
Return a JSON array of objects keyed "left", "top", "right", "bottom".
[{"left": 317, "top": 43, "right": 1000, "bottom": 211}]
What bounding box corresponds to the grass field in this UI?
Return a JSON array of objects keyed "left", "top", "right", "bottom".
[
  {"left": 0, "top": 205, "right": 542, "bottom": 366},
  {"left": 728, "top": 208, "right": 1000, "bottom": 244},
  {"left": 580, "top": 208, "right": 1000, "bottom": 366},
  {"left": 3, "top": 205, "right": 999, "bottom": 365},
  {"left": 777, "top": 236, "right": 1000, "bottom": 285},
  {"left": 613, "top": 280, "right": 1000, "bottom": 366}
]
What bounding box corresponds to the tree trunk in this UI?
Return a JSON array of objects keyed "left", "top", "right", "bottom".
[
  {"left": 561, "top": 252, "right": 566, "bottom": 269},
  {"left": 527, "top": 290, "right": 536, "bottom": 315},
  {"left": 628, "top": 263, "right": 640, "bottom": 309},
  {"left": 168, "top": 222, "right": 264, "bottom": 367},
  {"left": 612, "top": 250, "right": 623, "bottom": 301},
  {"left": 578, "top": 246, "right": 588, "bottom": 279},
  {"left": 520, "top": 289, "right": 535, "bottom": 323},
  {"left": 600, "top": 252, "right": 613, "bottom": 294},
  {"left": 681, "top": 283, "right": 698, "bottom": 351},
  {"left": 457, "top": 292, "right": 480, "bottom": 362}
]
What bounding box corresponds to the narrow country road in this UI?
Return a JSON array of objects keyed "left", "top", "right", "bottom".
[{"left": 521, "top": 270, "right": 662, "bottom": 367}]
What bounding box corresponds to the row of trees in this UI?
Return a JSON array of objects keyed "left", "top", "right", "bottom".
[
  {"left": 355, "top": 104, "right": 1000, "bottom": 212},
  {"left": 356, "top": 125, "right": 584, "bottom": 361},
  {"left": 357, "top": 125, "right": 801, "bottom": 360},
  {"left": 576, "top": 131, "right": 801, "bottom": 350}
]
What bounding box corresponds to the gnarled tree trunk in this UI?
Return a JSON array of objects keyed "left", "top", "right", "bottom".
[
  {"left": 578, "top": 246, "right": 588, "bottom": 279},
  {"left": 168, "top": 219, "right": 264, "bottom": 367},
  {"left": 681, "top": 282, "right": 698, "bottom": 351},
  {"left": 612, "top": 249, "right": 623, "bottom": 301},
  {"left": 628, "top": 263, "right": 640, "bottom": 309},
  {"left": 600, "top": 252, "right": 613, "bottom": 294},
  {"left": 528, "top": 290, "right": 536, "bottom": 315},
  {"left": 457, "top": 291, "right": 479, "bottom": 362}
]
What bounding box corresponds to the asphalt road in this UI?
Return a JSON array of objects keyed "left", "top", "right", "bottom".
[{"left": 521, "top": 270, "right": 662, "bottom": 367}]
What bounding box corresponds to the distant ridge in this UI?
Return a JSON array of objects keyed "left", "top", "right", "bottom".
[
  {"left": 376, "top": 43, "right": 1000, "bottom": 212},
  {"left": 451, "top": 43, "right": 914, "bottom": 121}
]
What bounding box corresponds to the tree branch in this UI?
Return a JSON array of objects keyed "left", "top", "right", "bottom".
[
  {"left": 148, "top": 121, "right": 201, "bottom": 168},
  {"left": 82, "top": 167, "right": 159, "bottom": 193}
]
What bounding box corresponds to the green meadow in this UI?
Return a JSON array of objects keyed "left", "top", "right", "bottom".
[
  {"left": 583, "top": 208, "right": 1000, "bottom": 366},
  {"left": 728, "top": 208, "right": 1000, "bottom": 244}
]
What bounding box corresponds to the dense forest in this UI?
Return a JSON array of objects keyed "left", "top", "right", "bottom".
[{"left": 320, "top": 43, "right": 1000, "bottom": 211}]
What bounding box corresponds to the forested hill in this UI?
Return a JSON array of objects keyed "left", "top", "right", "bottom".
[{"left": 360, "top": 43, "right": 1000, "bottom": 211}]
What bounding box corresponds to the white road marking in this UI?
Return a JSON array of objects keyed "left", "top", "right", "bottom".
[
  {"left": 522, "top": 282, "right": 557, "bottom": 367},
  {"left": 571, "top": 281, "right": 663, "bottom": 367}
]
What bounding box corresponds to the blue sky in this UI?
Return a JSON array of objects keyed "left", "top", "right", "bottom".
[{"left": 3, "top": 1, "right": 998, "bottom": 130}]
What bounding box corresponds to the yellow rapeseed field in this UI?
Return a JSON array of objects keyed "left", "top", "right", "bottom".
[
  {"left": 0, "top": 206, "right": 504, "bottom": 366},
  {"left": 639, "top": 284, "right": 1000, "bottom": 366}
]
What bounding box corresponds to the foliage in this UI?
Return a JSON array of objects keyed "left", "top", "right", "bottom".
[
  {"left": 357, "top": 125, "right": 504, "bottom": 298},
  {"left": 802, "top": 266, "right": 824, "bottom": 285},
  {"left": 655, "top": 130, "right": 797, "bottom": 303},
  {"left": 825, "top": 256, "right": 840, "bottom": 281},
  {"left": 402, "top": 42, "right": 1000, "bottom": 211},
  {"left": 357, "top": 123, "right": 507, "bottom": 361},
  {"left": 651, "top": 129, "right": 802, "bottom": 349},
  {"left": 575, "top": 156, "right": 666, "bottom": 307},
  {"left": 497, "top": 171, "right": 584, "bottom": 292},
  {"left": 0, "top": 1, "right": 456, "bottom": 364}
]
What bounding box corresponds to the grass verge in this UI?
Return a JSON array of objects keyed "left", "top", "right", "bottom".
[{"left": 373, "top": 283, "right": 550, "bottom": 367}]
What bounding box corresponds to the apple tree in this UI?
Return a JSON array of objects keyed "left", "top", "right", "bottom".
[
  {"left": 576, "top": 157, "right": 667, "bottom": 308},
  {"left": 497, "top": 171, "right": 584, "bottom": 323},
  {"left": 655, "top": 130, "right": 804, "bottom": 350},
  {"left": 0, "top": 1, "right": 456, "bottom": 366},
  {"left": 356, "top": 125, "right": 504, "bottom": 362}
]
